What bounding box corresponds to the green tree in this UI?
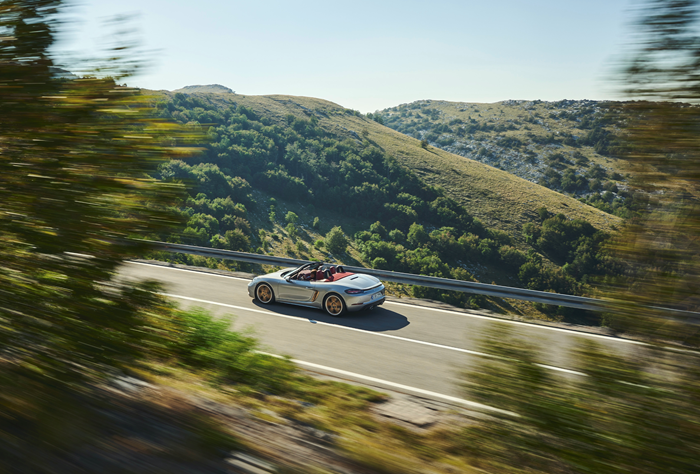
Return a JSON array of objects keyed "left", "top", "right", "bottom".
[
  {"left": 225, "top": 229, "right": 250, "bottom": 251},
  {"left": 0, "top": 1, "right": 200, "bottom": 384},
  {"left": 285, "top": 211, "right": 299, "bottom": 224},
  {"left": 210, "top": 234, "right": 227, "bottom": 249},
  {"left": 388, "top": 229, "right": 405, "bottom": 243},
  {"left": 372, "top": 257, "right": 388, "bottom": 269},
  {"left": 499, "top": 245, "right": 527, "bottom": 268},
  {"left": 325, "top": 226, "right": 347, "bottom": 255},
  {"left": 369, "top": 221, "right": 387, "bottom": 238},
  {"left": 407, "top": 223, "right": 429, "bottom": 248},
  {"left": 285, "top": 222, "right": 298, "bottom": 240}
]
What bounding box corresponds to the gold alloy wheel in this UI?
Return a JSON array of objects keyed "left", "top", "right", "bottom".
[
  {"left": 256, "top": 283, "right": 273, "bottom": 304},
  {"left": 324, "top": 294, "right": 345, "bottom": 316}
]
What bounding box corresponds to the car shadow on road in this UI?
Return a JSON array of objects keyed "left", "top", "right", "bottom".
[{"left": 251, "top": 300, "right": 409, "bottom": 332}]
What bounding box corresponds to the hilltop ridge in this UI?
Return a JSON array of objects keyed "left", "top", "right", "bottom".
[{"left": 172, "top": 84, "right": 234, "bottom": 94}]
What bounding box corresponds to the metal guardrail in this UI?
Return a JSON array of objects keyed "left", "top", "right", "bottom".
[{"left": 146, "top": 240, "right": 700, "bottom": 321}]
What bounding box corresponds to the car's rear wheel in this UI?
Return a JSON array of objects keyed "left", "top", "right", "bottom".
[
  {"left": 256, "top": 283, "right": 275, "bottom": 304},
  {"left": 323, "top": 293, "right": 346, "bottom": 316}
]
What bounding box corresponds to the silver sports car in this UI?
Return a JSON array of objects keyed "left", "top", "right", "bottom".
[{"left": 247, "top": 262, "right": 386, "bottom": 316}]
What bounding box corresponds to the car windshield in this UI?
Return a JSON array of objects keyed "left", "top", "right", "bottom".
[
  {"left": 288, "top": 262, "right": 326, "bottom": 278},
  {"left": 281, "top": 265, "right": 306, "bottom": 277}
]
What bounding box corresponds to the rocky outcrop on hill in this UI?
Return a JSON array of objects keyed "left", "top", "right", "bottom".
[{"left": 379, "top": 99, "right": 627, "bottom": 199}]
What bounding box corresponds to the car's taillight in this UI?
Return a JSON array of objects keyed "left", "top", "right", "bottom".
[{"left": 345, "top": 289, "right": 363, "bottom": 294}]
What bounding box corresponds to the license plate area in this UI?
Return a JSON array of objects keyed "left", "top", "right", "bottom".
[{"left": 369, "top": 290, "right": 384, "bottom": 301}]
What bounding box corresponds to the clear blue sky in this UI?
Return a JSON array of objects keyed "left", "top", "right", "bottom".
[{"left": 55, "top": 0, "right": 635, "bottom": 112}]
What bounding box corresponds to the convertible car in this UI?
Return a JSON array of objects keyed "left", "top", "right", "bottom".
[{"left": 247, "top": 262, "right": 385, "bottom": 316}]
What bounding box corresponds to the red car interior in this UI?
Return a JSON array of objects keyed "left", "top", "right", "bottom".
[
  {"left": 295, "top": 265, "right": 353, "bottom": 282},
  {"left": 325, "top": 272, "right": 354, "bottom": 281}
]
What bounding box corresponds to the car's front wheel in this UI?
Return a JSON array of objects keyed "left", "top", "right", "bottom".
[
  {"left": 256, "top": 283, "right": 275, "bottom": 304},
  {"left": 323, "top": 293, "right": 346, "bottom": 316}
]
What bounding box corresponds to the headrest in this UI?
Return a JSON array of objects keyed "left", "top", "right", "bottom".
[
  {"left": 329, "top": 265, "right": 337, "bottom": 274},
  {"left": 315, "top": 270, "right": 325, "bottom": 280}
]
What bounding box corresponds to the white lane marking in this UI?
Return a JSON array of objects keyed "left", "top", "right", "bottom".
[
  {"left": 163, "top": 293, "right": 299, "bottom": 317},
  {"left": 132, "top": 261, "right": 647, "bottom": 345},
  {"left": 535, "top": 364, "right": 587, "bottom": 376},
  {"left": 163, "top": 293, "right": 579, "bottom": 375},
  {"left": 386, "top": 300, "right": 647, "bottom": 345},
  {"left": 129, "top": 261, "right": 252, "bottom": 282},
  {"left": 257, "top": 352, "right": 519, "bottom": 417},
  {"left": 164, "top": 293, "right": 494, "bottom": 357}
]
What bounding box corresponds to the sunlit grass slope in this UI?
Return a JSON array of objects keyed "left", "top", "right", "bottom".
[{"left": 330, "top": 110, "right": 623, "bottom": 236}]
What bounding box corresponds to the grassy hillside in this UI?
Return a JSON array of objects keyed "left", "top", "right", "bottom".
[
  {"left": 328, "top": 110, "right": 623, "bottom": 238},
  {"left": 152, "top": 89, "right": 622, "bottom": 238},
  {"left": 145, "top": 87, "right": 626, "bottom": 321}
]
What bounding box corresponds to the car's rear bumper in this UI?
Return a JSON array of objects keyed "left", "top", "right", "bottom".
[{"left": 346, "top": 288, "right": 386, "bottom": 311}]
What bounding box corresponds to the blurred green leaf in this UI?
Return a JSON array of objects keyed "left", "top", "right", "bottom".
[{"left": 0, "top": 0, "right": 203, "bottom": 384}]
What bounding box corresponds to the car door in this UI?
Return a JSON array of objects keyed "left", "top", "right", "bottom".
[{"left": 278, "top": 278, "right": 316, "bottom": 303}]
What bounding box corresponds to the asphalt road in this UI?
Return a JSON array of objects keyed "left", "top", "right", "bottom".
[{"left": 120, "top": 261, "right": 648, "bottom": 410}]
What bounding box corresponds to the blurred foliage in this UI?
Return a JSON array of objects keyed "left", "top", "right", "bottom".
[
  {"left": 0, "top": 361, "right": 241, "bottom": 472},
  {"left": 461, "top": 323, "right": 700, "bottom": 473},
  {"left": 452, "top": 9, "right": 700, "bottom": 473},
  {"left": 603, "top": 0, "right": 700, "bottom": 340},
  {"left": 171, "top": 307, "right": 296, "bottom": 393},
  {"left": 0, "top": 0, "right": 201, "bottom": 384}
]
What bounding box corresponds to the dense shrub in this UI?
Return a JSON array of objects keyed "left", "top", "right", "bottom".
[
  {"left": 388, "top": 229, "right": 406, "bottom": 243},
  {"left": 325, "top": 226, "right": 348, "bottom": 255},
  {"left": 173, "top": 307, "right": 296, "bottom": 393},
  {"left": 407, "top": 223, "right": 429, "bottom": 248},
  {"left": 499, "top": 245, "right": 527, "bottom": 268}
]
